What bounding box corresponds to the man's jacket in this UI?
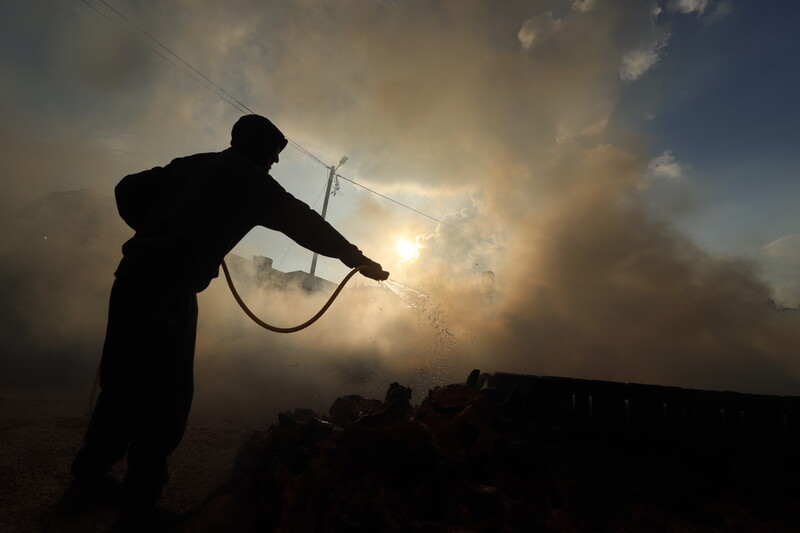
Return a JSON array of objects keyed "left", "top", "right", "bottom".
[{"left": 115, "top": 147, "right": 365, "bottom": 292}]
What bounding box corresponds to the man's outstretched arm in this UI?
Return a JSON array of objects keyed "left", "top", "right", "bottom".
[{"left": 259, "top": 190, "right": 389, "bottom": 281}]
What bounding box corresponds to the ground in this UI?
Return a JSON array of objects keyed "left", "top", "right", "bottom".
[
  {"left": 0, "top": 369, "right": 253, "bottom": 533},
  {"left": 5, "top": 367, "right": 800, "bottom": 532}
]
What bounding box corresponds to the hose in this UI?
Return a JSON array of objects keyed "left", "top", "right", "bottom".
[
  {"left": 220, "top": 258, "right": 366, "bottom": 333},
  {"left": 90, "top": 260, "right": 367, "bottom": 409}
]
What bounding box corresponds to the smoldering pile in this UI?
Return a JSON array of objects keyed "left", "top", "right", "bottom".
[{"left": 182, "top": 373, "right": 800, "bottom": 533}]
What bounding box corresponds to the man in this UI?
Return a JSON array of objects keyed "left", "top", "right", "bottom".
[{"left": 62, "top": 115, "right": 388, "bottom": 520}]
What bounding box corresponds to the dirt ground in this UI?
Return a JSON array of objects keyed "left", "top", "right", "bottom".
[{"left": 0, "top": 368, "right": 256, "bottom": 533}]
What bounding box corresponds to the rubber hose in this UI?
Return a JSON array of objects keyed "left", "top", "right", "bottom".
[
  {"left": 90, "top": 260, "right": 367, "bottom": 410},
  {"left": 220, "top": 258, "right": 366, "bottom": 333}
]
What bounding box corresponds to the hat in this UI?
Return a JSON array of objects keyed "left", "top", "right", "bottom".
[{"left": 230, "top": 114, "right": 288, "bottom": 165}]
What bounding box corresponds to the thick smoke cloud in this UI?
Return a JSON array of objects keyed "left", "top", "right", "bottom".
[
  {"left": 1, "top": 0, "right": 798, "bottom": 418},
  {"left": 250, "top": 0, "right": 800, "bottom": 395}
]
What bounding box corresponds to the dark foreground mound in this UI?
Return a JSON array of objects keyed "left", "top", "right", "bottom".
[{"left": 181, "top": 379, "right": 800, "bottom": 532}]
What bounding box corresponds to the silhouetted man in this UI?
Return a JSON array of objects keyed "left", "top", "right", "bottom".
[{"left": 62, "top": 115, "right": 388, "bottom": 521}]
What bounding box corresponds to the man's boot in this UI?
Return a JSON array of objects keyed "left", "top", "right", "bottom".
[{"left": 54, "top": 474, "right": 122, "bottom": 517}]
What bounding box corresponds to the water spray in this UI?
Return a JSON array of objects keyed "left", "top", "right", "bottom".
[{"left": 381, "top": 279, "right": 429, "bottom": 310}]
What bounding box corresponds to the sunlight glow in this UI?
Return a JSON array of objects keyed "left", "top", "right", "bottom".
[{"left": 395, "top": 237, "right": 420, "bottom": 263}]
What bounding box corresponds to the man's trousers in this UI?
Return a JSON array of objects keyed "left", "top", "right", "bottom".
[{"left": 71, "top": 275, "right": 198, "bottom": 506}]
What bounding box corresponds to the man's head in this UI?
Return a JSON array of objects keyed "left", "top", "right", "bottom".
[{"left": 231, "top": 114, "right": 288, "bottom": 171}]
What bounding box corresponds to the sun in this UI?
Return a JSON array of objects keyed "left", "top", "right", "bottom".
[{"left": 395, "top": 237, "right": 420, "bottom": 263}]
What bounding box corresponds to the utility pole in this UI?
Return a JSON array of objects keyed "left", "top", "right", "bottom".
[{"left": 310, "top": 156, "right": 347, "bottom": 277}]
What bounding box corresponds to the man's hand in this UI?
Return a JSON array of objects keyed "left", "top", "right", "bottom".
[
  {"left": 359, "top": 258, "right": 389, "bottom": 281},
  {"left": 341, "top": 249, "right": 389, "bottom": 281}
]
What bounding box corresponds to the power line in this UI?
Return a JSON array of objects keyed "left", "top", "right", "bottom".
[
  {"left": 78, "top": 0, "right": 499, "bottom": 248},
  {"left": 95, "top": 0, "right": 255, "bottom": 116},
  {"left": 78, "top": 0, "right": 249, "bottom": 115},
  {"left": 335, "top": 174, "right": 500, "bottom": 247},
  {"left": 80, "top": 0, "right": 325, "bottom": 166},
  {"left": 286, "top": 139, "right": 328, "bottom": 168}
]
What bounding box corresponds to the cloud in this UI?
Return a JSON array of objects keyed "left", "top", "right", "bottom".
[
  {"left": 761, "top": 235, "right": 800, "bottom": 307},
  {"left": 555, "top": 102, "right": 612, "bottom": 143},
  {"left": 518, "top": 12, "right": 562, "bottom": 50},
  {"left": 763, "top": 235, "right": 800, "bottom": 261},
  {"left": 707, "top": 1, "right": 734, "bottom": 22},
  {"left": 668, "top": 0, "right": 710, "bottom": 15},
  {"left": 646, "top": 150, "right": 689, "bottom": 181},
  {"left": 620, "top": 37, "right": 669, "bottom": 81},
  {"left": 571, "top": 0, "right": 596, "bottom": 13}
]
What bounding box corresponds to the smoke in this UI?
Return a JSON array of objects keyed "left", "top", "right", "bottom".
[
  {"left": 194, "top": 260, "right": 459, "bottom": 417},
  {"left": 761, "top": 235, "right": 800, "bottom": 308},
  {"left": 0, "top": 189, "right": 128, "bottom": 378},
  {"left": 1, "top": 0, "right": 798, "bottom": 418},
  {"left": 253, "top": 0, "right": 800, "bottom": 395},
  {"left": 0, "top": 187, "right": 458, "bottom": 415},
  {"left": 479, "top": 145, "right": 800, "bottom": 394}
]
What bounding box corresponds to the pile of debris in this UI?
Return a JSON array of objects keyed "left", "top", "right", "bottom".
[{"left": 181, "top": 373, "right": 800, "bottom": 532}]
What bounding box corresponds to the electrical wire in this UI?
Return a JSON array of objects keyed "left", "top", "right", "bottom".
[
  {"left": 95, "top": 0, "right": 255, "bottom": 115},
  {"left": 336, "top": 174, "right": 500, "bottom": 247},
  {"left": 80, "top": 0, "right": 326, "bottom": 166},
  {"left": 78, "top": 0, "right": 499, "bottom": 248},
  {"left": 286, "top": 139, "right": 329, "bottom": 168},
  {"left": 78, "top": 0, "right": 248, "bottom": 114}
]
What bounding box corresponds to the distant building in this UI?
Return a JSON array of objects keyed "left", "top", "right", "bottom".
[{"left": 225, "top": 254, "right": 337, "bottom": 293}]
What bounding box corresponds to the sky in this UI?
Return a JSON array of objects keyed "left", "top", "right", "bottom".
[{"left": 1, "top": 0, "right": 799, "bottom": 409}]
